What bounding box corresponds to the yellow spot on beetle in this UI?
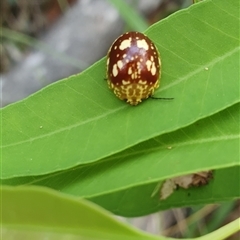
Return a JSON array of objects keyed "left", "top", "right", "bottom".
[
  {"left": 112, "top": 64, "right": 118, "bottom": 77},
  {"left": 119, "top": 39, "right": 131, "bottom": 50},
  {"left": 137, "top": 39, "right": 149, "bottom": 50},
  {"left": 151, "top": 62, "right": 157, "bottom": 75},
  {"left": 117, "top": 60, "right": 123, "bottom": 69},
  {"left": 122, "top": 80, "right": 130, "bottom": 85},
  {"left": 146, "top": 60, "right": 152, "bottom": 71},
  {"left": 128, "top": 67, "right": 132, "bottom": 75}
]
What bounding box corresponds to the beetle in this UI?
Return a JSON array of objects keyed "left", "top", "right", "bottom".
[{"left": 106, "top": 32, "right": 161, "bottom": 105}]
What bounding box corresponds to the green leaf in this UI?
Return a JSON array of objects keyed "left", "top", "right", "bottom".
[
  {"left": 1, "top": 186, "right": 166, "bottom": 240},
  {"left": 2, "top": 103, "right": 239, "bottom": 216},
  {"left": 89, "top": 166, "right": 240, "bottom": 217},
  {"left": 1, "top": 0, "right": 239, "bottom": 180},
  {"left": 2, "top": 186, "right": 239, "bottom": 240}
]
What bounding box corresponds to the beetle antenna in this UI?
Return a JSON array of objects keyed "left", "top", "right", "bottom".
[{"left": 150, "top": 96, "right": 174, "bottom": 100}]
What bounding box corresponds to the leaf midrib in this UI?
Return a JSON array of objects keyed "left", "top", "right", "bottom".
[{"left": 9, "top": 133, "right": 239, "bottom": 185}]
